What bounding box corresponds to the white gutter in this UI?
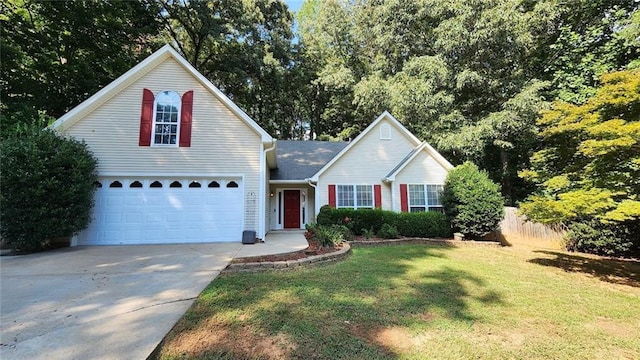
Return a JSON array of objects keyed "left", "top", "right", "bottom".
[
  {"left": 260, "top": 141, "right": 277, "bottom": 241},
  {"left": 269, "top": 179, "right": 309, "bottom": 184},
  {"left": 307, "top": 178, "right": 318, "bottom": 223}
]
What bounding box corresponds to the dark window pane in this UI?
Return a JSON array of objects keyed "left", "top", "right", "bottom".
[
  {"left": 208, "top": 181, "right": 220, "bottom": 188},
  {"left": 189, "top": 181, "right": 201, "bottom": 188},
  {"left": 109, "top": 181, "right": 123, "bottom": 188},
  {"left": 227, "top": 181, "right": 239, "bottom": 188},
  {"left": 94, "top": 181, "right": 102, "bottom": 188},
  {"left": 169, "top": 181, "right": 182, "bottom": 188},
  {"left": 130, "top": 181, "right": 143, "bottom": 188},
  {"left": 150, "top": 181, "right": 162, "bottom": 188}
]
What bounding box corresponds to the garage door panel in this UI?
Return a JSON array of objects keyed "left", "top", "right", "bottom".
[{"left": 77, "top": 178, "right": 244, "bottom": 245}]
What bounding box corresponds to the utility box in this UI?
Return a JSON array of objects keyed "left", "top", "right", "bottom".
[{"left": 242, "top": 230, "right": 256, "bottom": 244}]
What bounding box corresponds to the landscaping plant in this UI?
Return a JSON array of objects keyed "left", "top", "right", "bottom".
[
  {"left": 0, "top": 125, "right": 98, "bottom": 252},
  {"left": 442, "top": 161, "right": 504, "bottom": 239},
  {"left": 520, "top": 70, "right": 640, "bottom": 257}
]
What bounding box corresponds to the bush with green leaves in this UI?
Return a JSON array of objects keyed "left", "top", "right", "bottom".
[
  {"left": 395, "top": 211, "right": 451, "bottom": 238},
  {"left": 442, "top": 162, "right": 504, "bottom": 239},
  {"left": 306, "top": 224, "right": 348, "bottom": 248},
  {"left": 377, "top": 223, "right": 399, "bottom": 239},
  {"left": 0, "top": 126, "right": 98, "bottom": 252},
  {"left": 317, "top": 206, "right": 451, "bottom": 238},
  {"left": 566, "top": 220, "right": 639, "bottom": 257},
  {"left": 316, "top": 206, "right": 401, "bottom": 235}
]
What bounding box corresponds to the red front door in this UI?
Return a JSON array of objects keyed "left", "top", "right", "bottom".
[{"left": 284, "top": 190, "right": 301, "bottom": 228}]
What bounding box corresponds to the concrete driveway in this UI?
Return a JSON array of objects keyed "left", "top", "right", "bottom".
[{"left": 0, "top": 243, "right": 243, "bottom": 359}]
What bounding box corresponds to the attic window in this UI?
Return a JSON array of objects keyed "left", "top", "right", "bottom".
[
  {"left": 380, "top": 124, "right": 391, "bottom": 140},
  {"left": 152, "top": 91, "right": 181, "bottom": 146}
]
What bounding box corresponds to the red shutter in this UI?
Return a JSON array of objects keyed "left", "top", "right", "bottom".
[
  {"left": 139, "top": 88, "right": 154, "bottom": 146},
  {"left": 400, "top": 184, "right": 408, "bottom": 212},
  {"left": 374, "top": 184, "right": 382, "bottom": 208},
  {"left": 328, "top": 184, "right": 336, "bottom": 208},
  {"left": 179, "top": 90, "right": 193, "bottom": 147}
]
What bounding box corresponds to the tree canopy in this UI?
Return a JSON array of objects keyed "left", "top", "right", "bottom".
[
  {"left": 0, "top": 0, "right": 162, "bottom": 133},
  {"left": 520, "top": 70, "right": 640, "bottom": 225}
]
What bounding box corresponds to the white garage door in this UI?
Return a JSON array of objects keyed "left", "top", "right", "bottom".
[{"left": 76, "top": 178, "right": 244, "bottom": 245}]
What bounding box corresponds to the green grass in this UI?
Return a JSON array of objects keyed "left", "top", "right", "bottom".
[{"left": 154, "top": 245, "right": 640, "bottom": 359}]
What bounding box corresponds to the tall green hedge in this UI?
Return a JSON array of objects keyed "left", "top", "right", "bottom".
[
  {"left": 441, "top": 161, "right": 504, "bottom": 239},
  {"left": 1, "top": 127, "right": 98, "bottom": 252},
  {"left": 316, "top": 206, "right": 451, "bottom": 238}
]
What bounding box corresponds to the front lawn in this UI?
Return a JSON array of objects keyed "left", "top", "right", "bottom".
[{"left": 154, "top": 245, "right": 640, "bottom": 359}]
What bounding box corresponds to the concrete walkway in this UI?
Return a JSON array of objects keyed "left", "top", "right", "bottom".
[
  {"left": 0, "top": 231, "right": 307, "bottom": 360},
  {"left": 237, "top": 230, "right": 309, "bottom": 258}
]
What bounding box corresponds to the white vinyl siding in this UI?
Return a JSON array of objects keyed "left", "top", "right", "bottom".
[
  {"left": 63, "top": 58, "right": 263, "bottom": 232},
  {"left": 318, "top": 118, "right": 417, "bottom": 211},
  {"left": 394, "top": 150, "right": 449, "bottom": 212},
  {"left": 408, "top": 184, "right": 443, "bottom": 212}
]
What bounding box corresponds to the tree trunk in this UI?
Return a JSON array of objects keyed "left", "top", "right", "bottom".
[{"left": 500, "top": 148, "right": 512, "bottom": 205}]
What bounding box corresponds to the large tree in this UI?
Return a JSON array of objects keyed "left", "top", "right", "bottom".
[
  {"left": 520, "top": 70, "right": 640, "bottom": 255},
  {"left": 159, "top": 0, "right": 300, "bottom": 137},
  {"left": 297, "top": 0, "right": 553, "bottom": 203},
  {"left": 296, "top": 0, "right": 639, "bottom": 204},
  {"left": 0, "top": 0, "right": 162, "bottom": 133}
]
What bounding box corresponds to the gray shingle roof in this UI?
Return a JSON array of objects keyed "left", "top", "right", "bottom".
[{"left": 271, "top": 140, "right": 349, "bottom": 181}]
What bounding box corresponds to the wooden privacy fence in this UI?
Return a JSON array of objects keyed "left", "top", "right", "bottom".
[{"left": 498, "top": 207, "right": 565, "bottom": 249}]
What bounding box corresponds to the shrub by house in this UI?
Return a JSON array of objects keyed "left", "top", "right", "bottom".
[
  {"left": 441, "top": 161, "right": 504, "bottom": 239},
  {"left": 1, "top": 126, "right": 98, "bottom": 252}
]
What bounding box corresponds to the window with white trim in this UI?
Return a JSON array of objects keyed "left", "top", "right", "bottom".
[
  {"left": 337, "top": 185, "right": 373, "bottom": 209},
  {"left": 408, "top": 184, "right": 443, "bottom": 212},
  {"left": 152, "top": 91, "right": 181, "bottom": 145}
]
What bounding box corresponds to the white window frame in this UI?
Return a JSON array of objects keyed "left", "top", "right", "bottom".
[
  {"left": 379, "top": 124, "right": 391, "bottom": 140},
  {"left": 408, "top": 184, "right": 443, "bottom": 212},
  {"left": 151, "top": 90, "right": 181, "bottom": 146},
  {"left": 337, "top": 184, "right": 374, "bottom": 209}
]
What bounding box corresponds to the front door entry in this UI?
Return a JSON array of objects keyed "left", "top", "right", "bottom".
[{"left": 283, "top": 190, "right": 301, "bottom": 228}]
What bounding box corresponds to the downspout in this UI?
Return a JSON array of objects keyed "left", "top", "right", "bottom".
[
  {"left": 261, "top": 141, "right": 276, "bottom": 241},
  {"left": 307, "top": 178, "right": 318, "bottom": 223}
]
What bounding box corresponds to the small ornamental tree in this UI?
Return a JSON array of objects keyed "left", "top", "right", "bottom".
[
  {"left": 519, "top": 70, "right": 640, "bottom": 256},
  {"left": 442, "top": 162, "right": 504, "bottom": 239},
  {"left": 0, "top": 125, "right": 98, "bottom": 252}
]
